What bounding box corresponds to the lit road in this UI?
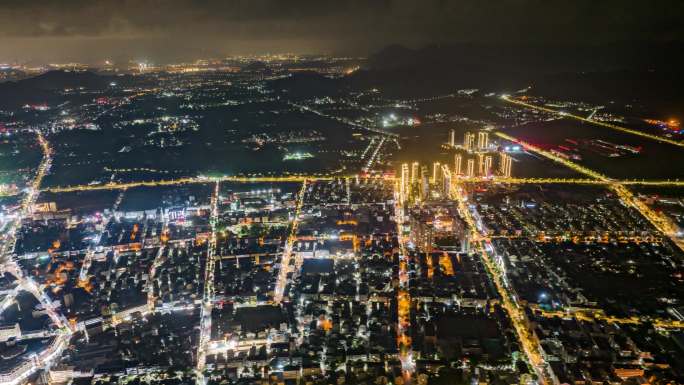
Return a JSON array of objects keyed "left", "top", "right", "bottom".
[
  {"left": 464, "top": 177, "right": 684, "bottom": 187},
  {"left": 394, "top": 181, "right": 415, "bottom": 380},
  {"left": 42, "top": 175, "right": 342, "bottom": 193},
  {"left": 289, "top": 102, "right": 399, "bottom": 138},
  {"left": 196, "top": 181, "right": 220, "bottom": 381},
  {"left": 37, "top": 174, "right": 684, "bottom": 195},
  {"left": 610, "top": 183, "right": 684, "bottom": 252},
  {"left": 0, "top": 132, "right": 74, "bottom": 385},
  {"left": 78, "top": 191, "right": 125, "bottom": 283},
  {"left": 496, "top": 132, "right": 609, "bottom": 180},
  {"left": 1, "top": 132, "right": 52, "bottom": 261},
  {"left": 495, "top": 131, "right": 684, "bottom": 253},
  {"left": 273, "top": 180, "right": 308, "bottom": 303},
  {"left": 364, "top": 136, "right": 387, "bottom": 171},
  {"left": 533, "top": 305, "right": 684, "bottom": 330},
  {"left": 450, "top": 181, "right": 556, "bottom": 385},
  {"left": 147, "top": 210, "right": 170, "bottom": 311},
  {"left": 502, "top": 95, "right": 684, "bottom": 148}
]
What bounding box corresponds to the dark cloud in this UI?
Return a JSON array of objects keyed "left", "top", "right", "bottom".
[{"left": 1, "top": 0, "right": 683, "bottom": 63}]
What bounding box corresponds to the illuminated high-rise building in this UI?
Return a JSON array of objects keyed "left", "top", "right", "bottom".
[
  {"left": 484, "top": 155, "right": 493, "bottom": 177},
  {"left": 477, "top": 153, "right": 485, "bottom": 176},
  {"left": 411, "top": 162, "right": 419, "bottom": 184},
  {"left": 477, "top": 131, "right": 489, "bottom": 150},
  {"left": 464, "top": 132, "right": 476, "bottom": 152},
  {"left": 400, "top": 163, "right": 409, "bottom": 201},
  {"left": 454, "top": 154, "right": 462, "bottom": 175},
  {"left": 432, "top": 162, "right": 441, "bottom": 184},
  {"left": 499, "top": 153, "right": 512, "bottom": 178},
  {"left": 442, "top": 165, "right": 452, "bottom": 195},
  {"left": 449, "top": 129, "right": 456, "bottom": 147},
  {"left": 504, "top": 156, "right": 512, "bottom": 178},
  {"left": 466, "top": 158, "right": 475, "bottom": 178},
  {"left": 420, "top": 165, "right": 429, "bottom": 200}
]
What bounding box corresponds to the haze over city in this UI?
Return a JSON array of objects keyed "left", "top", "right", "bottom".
[{"left": 2, "top": 0, "right": 684, "bottom": 63}]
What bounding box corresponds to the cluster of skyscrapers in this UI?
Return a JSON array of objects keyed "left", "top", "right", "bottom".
[
  {"left": 399, "top": 161, "right": 452, "bottom": 202},
  {"left": 453, "top": 129, "right": 512, "bottom": 178},
  {"left": 453, "top": 129, "right": 489, "bottom": 151},
  {"left": 399, "top": 129, "right": 513, "bottom": 202}
]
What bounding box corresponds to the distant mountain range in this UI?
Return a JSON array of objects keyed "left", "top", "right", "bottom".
[
  {"left": 270, "top": 43, "right": 684, "bottom": 117},
  {"left": 380, "top": 42, "right": 684, "bottom": 71}
]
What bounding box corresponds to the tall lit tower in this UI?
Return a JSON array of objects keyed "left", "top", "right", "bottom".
[
  {"left": 432, "top": 162, "right": 441, "bottom": 184},
  {"left": 454, "top": 154, "right": 462, "bottom": 175},
  {"left": 411, "top": 162, "right": 419, "bottom": 184},
  {"left": 484, "top": 155, "right": 493, "bottom": 177},
  {"left": 477, "top": 153, "right": 485, "bottom": 176},
  {"left": 441, "top": 165, "right": 452, "bottom": 195},
  {"left": 504, "top": 155, "right": 512, "bottom": 178},
  {"left": 464, "top": 132, "right": 476, "bottom": 152},
  {"left": 420, "top": 165, "right": 429, "bottom": 200},
  {"left": 499, "top": 153, "right": 512, "bottom": 178},
  {"left": 449, "top": 129, "right": 456, "bottom": 147},
  {"left": 477, "top": 131, "right": 489, "bottom": 150},
  {"left": 400, "top": 163, "right": 409, "bottom": 201},
  {"left": 466, "top": 159, "right": 475, "bottom": 178}
]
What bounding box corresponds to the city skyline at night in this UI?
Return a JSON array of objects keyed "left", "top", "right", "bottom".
[{"left": 1, "top": 2, "right": 684, "bottom": 385}]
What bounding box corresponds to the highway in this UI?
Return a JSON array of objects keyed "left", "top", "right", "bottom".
[
  {"left": 502, "top": 95, "right": 684, "bottom": 148},
  {"left": 610, "top": 183, "right": 684, "bottom": 252},
  {"left": 394, "top": 182, "right": 415, "bottom": 380},
  {"left": 1, "top": 132, "right": 52, "bottom": 260},
  {"left": 0, "top": 132, "right": 76, "bottom": 385},
  {"left": 147, "top": 211, "right": 170, "bottom": 311},
  {"left": 42, "top": 175, "right": 342, "bottom": 193},
  {"left": 273, "top": 180, "right": 308, "bottom": 303},
  {"left": 532, "top": 305, "right": 684, "bottom": 330},
  {"left": 495, "top": 131, "right": 684, "bottom": 253},
  {"left": 450, "top": 181, "right": 556, "bottom": 385},
  {"left": 196, "top": 180, "right": 220, "bottom": 381},
  {"left": 39, "top": 174, "right": 684, "bottom": 196},
  {"left": 462, "top": 177, "right": 684, "bottom": 186},
  {"left": 496, "top": 132, "right": 610, "bottom": 180}
]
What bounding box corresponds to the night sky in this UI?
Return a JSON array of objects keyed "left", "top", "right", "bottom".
[{"left": 1, "top": 0, "right": 683, "bottom": 63}]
